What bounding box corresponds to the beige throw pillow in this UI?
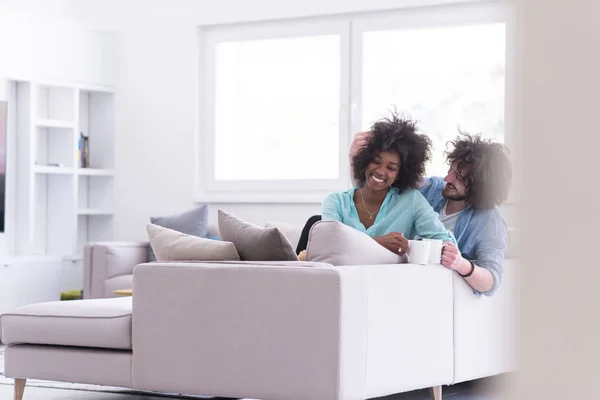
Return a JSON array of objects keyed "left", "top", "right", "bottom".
[
  {"left": 305, "top": 220, "right": 407, "bottom": 266},
  {"left": 218, "top": 210, "right": 298, "bottom": 261},
  {"left": 146, "top": 223, "right": 240, "bottom": 262}
]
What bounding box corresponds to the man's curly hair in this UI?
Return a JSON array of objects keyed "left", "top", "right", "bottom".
[
  {"left": 445, "top": 132, "right": 512, "bottom": 210},
  {"left": 352, "top": 112, "right": 433, "bottom": 193}
]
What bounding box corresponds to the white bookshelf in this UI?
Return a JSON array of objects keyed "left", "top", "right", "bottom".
[{"left": 16, "top": 81, "right": 115, "bottom": 263}]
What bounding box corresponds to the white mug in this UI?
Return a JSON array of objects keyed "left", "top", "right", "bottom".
[
  {"left": 407, "top": 240, "right": 431, "bottom": 265},
  {"left": 422, "top": 238, "right": 444, "bottom": 264}
]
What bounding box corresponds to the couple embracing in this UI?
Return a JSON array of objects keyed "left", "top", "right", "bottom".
[{"left": 300, "top": 111, "right": 512, "bottom": 296}]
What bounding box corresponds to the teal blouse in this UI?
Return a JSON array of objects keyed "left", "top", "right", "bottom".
[{"left": 321, "top": 187, "right": 456, "bottom": 244}]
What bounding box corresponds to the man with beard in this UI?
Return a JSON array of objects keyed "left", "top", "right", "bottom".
[{"left": 350, "top": 131, "right": 512, "bottom": 296}]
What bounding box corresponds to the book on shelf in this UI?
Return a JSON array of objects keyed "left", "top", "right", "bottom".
[{"left": 78, "top": 131, "right": 90, "bottom": 168}]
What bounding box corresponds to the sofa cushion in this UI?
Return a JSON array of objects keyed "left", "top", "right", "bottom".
[
  {"left": 148, "top": 204, "right": 209, "bottom": 261},
  {"left": 218, "top": 210, "right": 298, "bottom": 262},
  {"left": 0, "top": 297, "right": 132, "bottom": 350},
  {"left": 306, "top": 220, "right": 407, "bottom": 266},
  {"left": 147, "top": 223, "right": 240, "bottom": 262}
]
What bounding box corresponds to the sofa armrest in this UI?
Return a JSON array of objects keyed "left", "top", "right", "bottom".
[
  {"left": 131, "top": 262, "right": 454, "bottom": 400},
  {"left": 344, "top": 263, "right": 454, "bottom": 398},
  {"left": 452, "top": 259, "right": 519, "bottom": 383},
  {"left": 83, "top": 242, "right": 150, "bottom": 299}
]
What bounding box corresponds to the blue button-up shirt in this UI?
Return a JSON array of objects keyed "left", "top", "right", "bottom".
[{"left": 419, "top": 177, "right": 508, "bottom": 296}]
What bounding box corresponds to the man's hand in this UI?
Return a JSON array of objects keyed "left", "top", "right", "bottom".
[
  {"left": 374, "top": 232, "right": 409, "bottom": 255},
  {"left": 350, "top": 131, "right": 372, "bottom": 161},
  {"left": 441, "top": 242, "right": 471, "bottom": 275}
]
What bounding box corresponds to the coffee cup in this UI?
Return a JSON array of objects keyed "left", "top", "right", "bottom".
[
  {"left": 407, "top": 240, "right": 431, "bottom": 265},
  {"left": 422, "top": 238, "right": 444, "bottom": 264}
]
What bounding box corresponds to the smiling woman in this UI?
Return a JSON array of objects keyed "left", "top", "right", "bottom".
[{"left": 321, "top": 111, "right": 456, "bottom": 256}]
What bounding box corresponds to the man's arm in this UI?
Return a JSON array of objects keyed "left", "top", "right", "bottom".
[
  {"left": 442, "top": 213, "right": 508, "bottom": 295},
  {"left": 442, "top": 245, "right": 497, "bottom": 293},
  {"left": 349, "top": 131, "right": 370, "bottom": 163},
  {"left": 349, "top": 132, "right": 370, "bottom": 186},
  {"left": 469, "top": 216, "right": 507, "bottom": 295}
]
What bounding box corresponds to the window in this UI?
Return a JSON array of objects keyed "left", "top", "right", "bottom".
[
  {"left": 198, "top": 3, "right": 511, "bottom": 202},
  {"left": 214, "top": 35, "right": 341, "bottom": 181},
  {"left": 360, "top": 23, "right": 505, "bottom": 177}
]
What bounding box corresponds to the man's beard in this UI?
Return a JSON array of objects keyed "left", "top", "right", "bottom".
[{"left": 442, "top": 188, "right": 467, "bottom": 202}]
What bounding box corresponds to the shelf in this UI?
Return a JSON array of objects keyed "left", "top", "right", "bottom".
[
  {"left": 17, "top": 80, "right": 115, "bottom": 259},
  {"left": 78, "top": 209, "right": 114, "bottom": 216},
  {"left": 34, "top": 165, "right": 74, "bottom": 174},
  {"left": 77, "top": 168, "right": 114, "bottom": 177},
  {"left": 36, "top": 119, "right": 75, "bottom": 129}
]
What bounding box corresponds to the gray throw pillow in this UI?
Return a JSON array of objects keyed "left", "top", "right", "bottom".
[
  {"left": 217, "top": 210, "right": 298, "bottom": 261},
  {"left": 148, "top": 205, "right": 209, "bottom": 261}
]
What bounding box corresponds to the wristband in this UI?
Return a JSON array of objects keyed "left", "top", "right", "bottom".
[{"left": 459, "top": 260, "right": 475, "bottom": 277}]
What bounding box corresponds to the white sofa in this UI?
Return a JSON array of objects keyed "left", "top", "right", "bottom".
[{"left": 1, "top": 221, "right": 517, "bottom": 400}]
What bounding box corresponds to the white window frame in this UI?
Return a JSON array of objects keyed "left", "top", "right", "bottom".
[
  {"left": 195, "top": 1, "right": 515, "bottom": 204},
  {"left": 196, "top": 18, "right": 352, "bottom": 203}
]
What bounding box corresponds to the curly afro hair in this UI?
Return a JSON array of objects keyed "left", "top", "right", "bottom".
[
  {"left": 352, "top": 111, "right": 433, "bottom": 193},
  {"left": 445, "top": 132, "right": 512, "bottom": 210}
]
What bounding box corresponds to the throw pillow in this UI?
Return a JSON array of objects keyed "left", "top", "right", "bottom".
[
  {"left": 146, "top": 223, "right": 240, "bottom": 262},
  {"left": 217, "top": 210, "right": 298, "bottom": 261},
  {"left": 305, "top": 220, "right": 406, "bottom": 266},
  {"left": 148, "top": 204, "right": 209, "bottom": 261},
  {"left": 264, "top": 221, "right": 303, "bottom": 251}
]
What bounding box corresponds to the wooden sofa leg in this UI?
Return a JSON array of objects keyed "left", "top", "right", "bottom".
[
  {"left": 14, "top": 378, "right": 26, "bottom": 400},
  {"left": 429, "top": 385, "right": 442, "bottom": 400}
]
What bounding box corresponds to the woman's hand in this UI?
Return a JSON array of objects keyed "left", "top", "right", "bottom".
[
  {"left": 298, "top": 250, "right": 307, "bottom": 261},
  {"left": 374, "top": 232, "right": 409, "bottom": 255},
  {"left": 350, "top": 131, "right": 372, "bottom": 161}
]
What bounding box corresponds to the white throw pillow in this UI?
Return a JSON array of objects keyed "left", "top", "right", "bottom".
[
  {"left": 305, "top": 220, "right": 407, "bottom": 266},
  {"left": 146, "top": 223, "right": 240, "bottom": 262}
]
